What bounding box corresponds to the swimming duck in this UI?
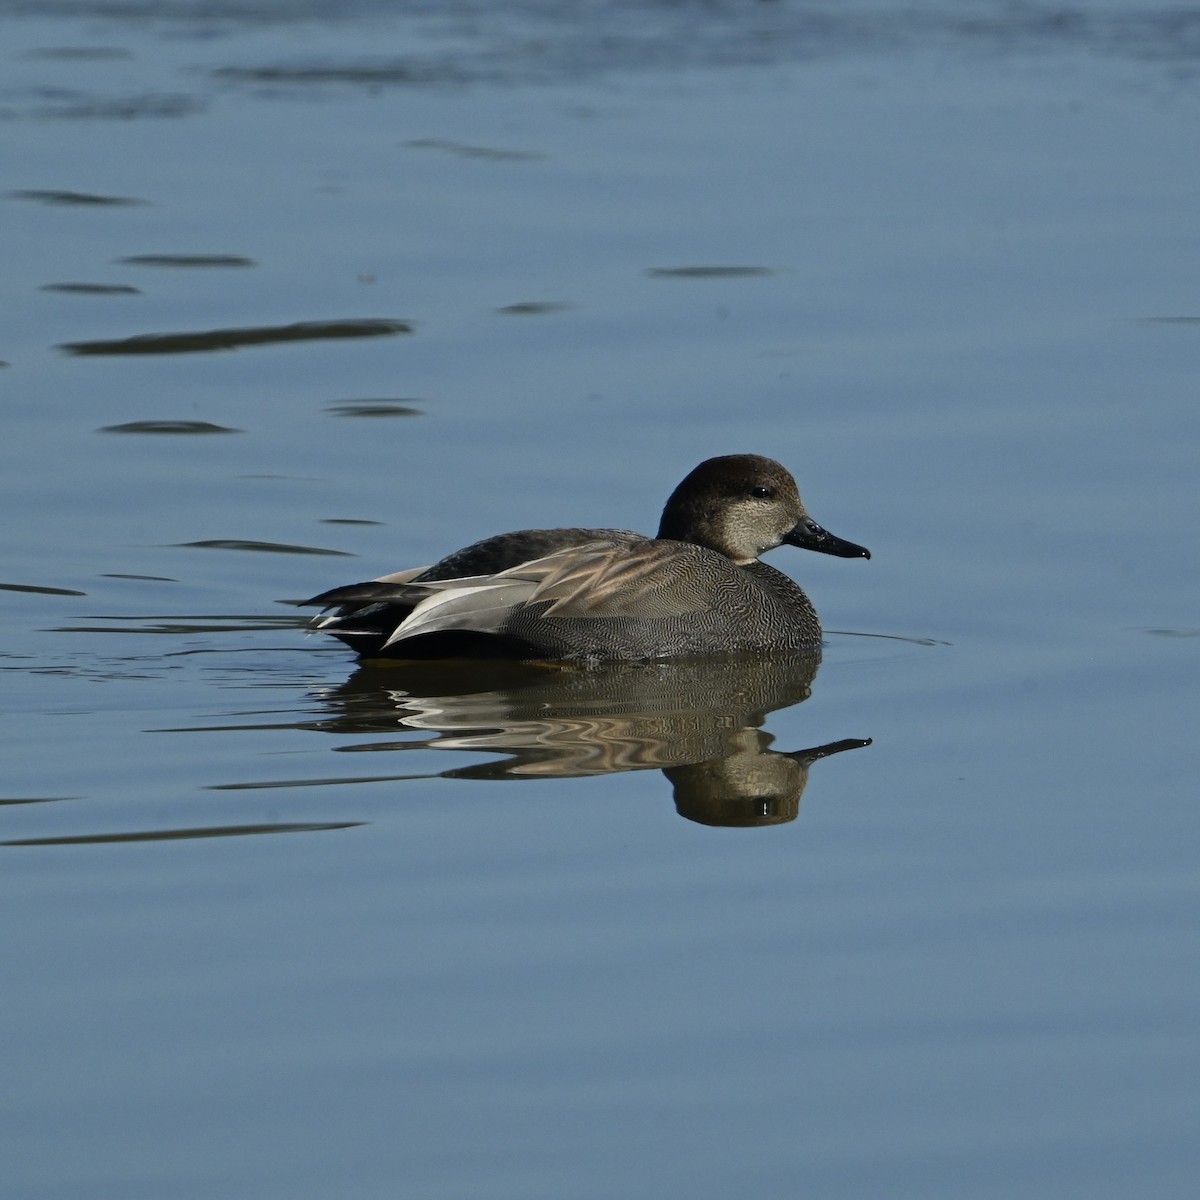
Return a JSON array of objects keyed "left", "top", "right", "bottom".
[{"left": 302, "top": 454, "right": 869, "bottom": 661}]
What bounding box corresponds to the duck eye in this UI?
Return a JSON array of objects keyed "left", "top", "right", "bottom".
[{"left": 748, "top": 486, "right": 774, "bottom": 500}]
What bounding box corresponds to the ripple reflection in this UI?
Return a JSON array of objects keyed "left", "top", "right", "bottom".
[{"left": 306, "top": 654, "right": 870, "bottom": 827}]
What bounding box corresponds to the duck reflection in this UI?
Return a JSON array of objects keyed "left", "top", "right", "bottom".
[{"left": 311, "top": 653, "right": 870, "bottom": 827}]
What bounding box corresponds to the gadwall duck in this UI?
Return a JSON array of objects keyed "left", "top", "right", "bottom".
[{"left": 302, "top": 454, "right": 869, "bottom": 661}]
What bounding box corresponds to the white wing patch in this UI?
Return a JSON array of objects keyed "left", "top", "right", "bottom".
[
  {"left": 382, "top": 579, "right": 540, "bottom": 647},
  {"left": 381, "top": 544, "right": 618, "bottom": 646}
]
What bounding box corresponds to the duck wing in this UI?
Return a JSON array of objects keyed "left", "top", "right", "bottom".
[
  {"left": 383, "top": 539, "right": 731, "bottom": 648},
  {"left": 302, "top": 527, "right": 644, "bottom": 614}
]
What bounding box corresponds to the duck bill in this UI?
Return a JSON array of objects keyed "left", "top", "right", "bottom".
[{"left": 783, "top": 517, "right": 871, "bottom": 559}]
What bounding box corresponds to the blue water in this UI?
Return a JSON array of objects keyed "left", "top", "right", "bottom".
[{"left": 2, "top": 4, "right": 1198, "bottom": 1198}]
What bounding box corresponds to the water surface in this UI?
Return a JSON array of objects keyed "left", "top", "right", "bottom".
[{"left": 2, "top": 3, "right": 1197, "bottom": 1198}]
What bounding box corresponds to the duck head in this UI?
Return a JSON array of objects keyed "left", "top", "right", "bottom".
[{"left": 657, "top": 454, "right": 870, "bottom": 565}]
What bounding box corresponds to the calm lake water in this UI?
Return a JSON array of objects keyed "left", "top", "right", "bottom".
[{"left": 2, "top": 2, "right": 1198, "bottom": 1198}]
